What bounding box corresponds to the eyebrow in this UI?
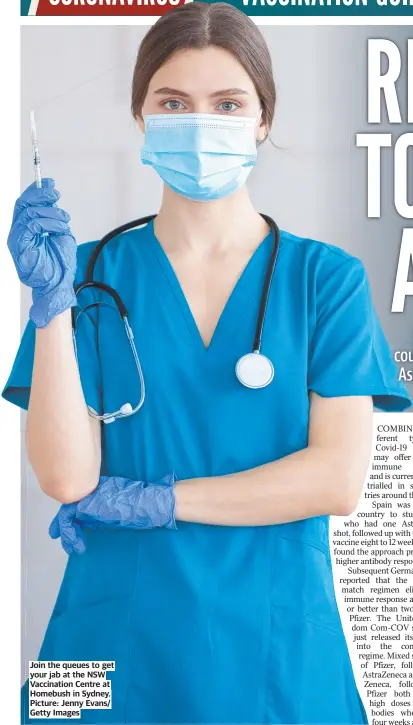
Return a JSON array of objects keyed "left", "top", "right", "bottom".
[{"left": 153, "top": 87, "right": 250, "bottom": 98}]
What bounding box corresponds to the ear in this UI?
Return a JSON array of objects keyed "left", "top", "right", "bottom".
[
  {"left": 135, "top": 114, "right": 145, "bottom": 134},
  {"left": 256, "top": 108, "right": 268, "bottom": 144},
  {"left": 257, "top": 124, "right": 268, "bottom": 144}
]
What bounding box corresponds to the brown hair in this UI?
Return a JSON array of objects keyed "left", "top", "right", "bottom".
[{"left": 131, "top": 2, "right": 276, "bottom": 135}]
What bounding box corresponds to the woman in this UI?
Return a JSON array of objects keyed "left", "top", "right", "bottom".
[{"left": 4, "top": 4, "right": 412, "bottom": 725}]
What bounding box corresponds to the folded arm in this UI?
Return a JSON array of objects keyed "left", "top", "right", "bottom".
[
  {"left": 49, "top": 393, "right": 373, "bottom": 555},
  {"left": 174, "top": 393, "right": 373, "bottom": 526}
]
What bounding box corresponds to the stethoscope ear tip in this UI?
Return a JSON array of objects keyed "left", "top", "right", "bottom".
[
  {"left": 235, "top": 352, "right": 274, "bottom": 389},
  {"left": 102, "top": 403, "right": 133, "bottom": 424}
]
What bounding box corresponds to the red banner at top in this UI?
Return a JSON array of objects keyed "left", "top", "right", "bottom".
[{"left": 30, "top": 0, "right": 188, "bottom": 15}]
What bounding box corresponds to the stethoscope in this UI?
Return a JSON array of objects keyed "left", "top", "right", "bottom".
[{"left": 73, "top": 213, "right": 280, "bottom": 424}]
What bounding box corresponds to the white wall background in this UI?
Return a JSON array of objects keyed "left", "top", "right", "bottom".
[{"left": 20, "top": 24, "right": 412, "bottom": 682}]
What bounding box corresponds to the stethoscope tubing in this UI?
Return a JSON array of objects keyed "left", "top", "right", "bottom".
[
  {"left": 73, "top": 212, "right": 280, "bottom": 420},
  {"left": 253, "top": 213, "right": 280, "bottom": 353},
  {"left": 79, "top": 212, "right": 280, "bottom": 355},
  {"left": 84, "top": 214, "right": 157, "bottom": 284}
]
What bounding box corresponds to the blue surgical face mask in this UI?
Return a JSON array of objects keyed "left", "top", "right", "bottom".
[{"left": 141, "top": 112, "right": 260, "bottom": 202}]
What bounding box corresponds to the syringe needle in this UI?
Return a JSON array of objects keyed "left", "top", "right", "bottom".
[{"left": 30, "top": 110, "right": 42, "bottom": 189}]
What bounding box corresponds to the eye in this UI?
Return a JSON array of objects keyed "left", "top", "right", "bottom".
[
  {"left": 216, "top": 101, "right": 240, "bottom": 114},
  {"left": 162, "top": 99, "right": 186, "bottom": 112}
]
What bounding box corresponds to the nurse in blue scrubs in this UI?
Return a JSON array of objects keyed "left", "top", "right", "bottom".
[{"left": 4, "top": 4, "right": 412, "bottom": 725}]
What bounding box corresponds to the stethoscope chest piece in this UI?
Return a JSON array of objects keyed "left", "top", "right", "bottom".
[{"left": 235, "top": 351, "right": 274, "bottom": 389}]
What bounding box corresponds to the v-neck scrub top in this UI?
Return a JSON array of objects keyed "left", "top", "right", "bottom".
[{"left": 3, "top": 221, "right": 412, "bottom": 725}]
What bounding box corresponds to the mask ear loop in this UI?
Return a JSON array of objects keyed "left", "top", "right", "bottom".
[
  {"left": 255, "top": 109, "right": 263, "bottom": 129},
  {"left": 255, "top": 108, "right": 266, "bottom": 146}
]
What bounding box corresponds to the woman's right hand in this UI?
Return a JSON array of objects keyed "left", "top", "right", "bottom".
[{"left": 7, "top": 178, "right": 78, "bottom": 328}]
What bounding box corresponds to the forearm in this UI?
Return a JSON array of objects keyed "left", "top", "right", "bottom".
[
  {"left": 27, "top": 310, "right": 101, "bottom": 503},
  {"left": 175, "top": 445, "right": 364, "bottom": 526}
]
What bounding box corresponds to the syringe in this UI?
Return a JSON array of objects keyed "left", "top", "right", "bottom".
[{"left": 30, "top": 110, "right": 42, "bottom": 189}]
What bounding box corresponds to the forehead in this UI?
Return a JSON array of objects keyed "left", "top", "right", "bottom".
[{"left": 146, "top": 46, "right": 257, "bottom": 97}]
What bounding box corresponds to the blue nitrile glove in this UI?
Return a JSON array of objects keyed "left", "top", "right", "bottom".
[
  {"left": 49, "top": 502, "right": 88, "bottom": 555},
  {"left": 7, "top": 179, "right": 77, "bottom": 328},
  {"left": 49, "top": 472, "right": 178, "bottom": 555}
]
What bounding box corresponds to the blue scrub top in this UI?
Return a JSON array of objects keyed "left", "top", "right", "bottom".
[{"left": 3, "top": 221, "right": 412, "bottom": 725}]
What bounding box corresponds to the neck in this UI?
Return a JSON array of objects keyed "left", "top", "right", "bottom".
[{"left": 154, "top": 185, "right": 269, "bottom": 255}]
